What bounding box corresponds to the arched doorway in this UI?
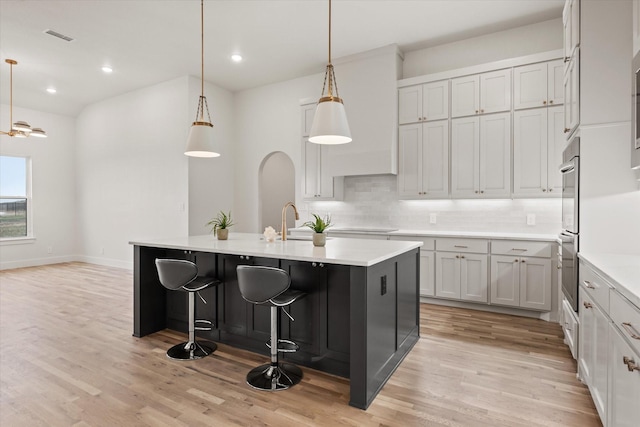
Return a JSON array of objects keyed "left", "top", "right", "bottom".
[{"left": 259, "top": 152, "right": 295, "bottom": 232}]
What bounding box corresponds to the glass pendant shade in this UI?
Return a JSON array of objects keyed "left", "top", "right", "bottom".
[
  {"left": 185, "top": 122, "right": 219, "bottom": 157},
  {"left": 308, "top": 98, "right": 352, "bottom": 144}
]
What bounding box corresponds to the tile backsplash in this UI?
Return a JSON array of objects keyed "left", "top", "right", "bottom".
[{"left": 299, "top": 174, "right": 561, "bottom": 234}]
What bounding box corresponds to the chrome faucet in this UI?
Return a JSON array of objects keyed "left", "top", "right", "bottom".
[{"left": 281, "top": 202, "right": 299, "bottom": 241}]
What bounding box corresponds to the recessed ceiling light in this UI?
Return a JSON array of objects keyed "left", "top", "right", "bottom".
[
  {"left": 102, "top": 66, "right": 113, "bottom": 73},
  {"left": 46, "top": 87, "right": 57, "bottom": 94},
  {"left": 231, "top": 54, "right": 243, "bottom": 63}
]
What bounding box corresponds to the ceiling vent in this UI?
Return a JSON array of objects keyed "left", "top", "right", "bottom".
[{"left": 44, "top": 29, "right": 74, "bottom": 42}]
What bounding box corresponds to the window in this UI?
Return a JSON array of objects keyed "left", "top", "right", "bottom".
[{"left": 0, "top": 156, "right": 31, "bottom": 239}]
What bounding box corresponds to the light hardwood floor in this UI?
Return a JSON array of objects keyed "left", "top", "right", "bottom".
[{"left": 0, "top": 262, "right": 601, "bottom": 426}]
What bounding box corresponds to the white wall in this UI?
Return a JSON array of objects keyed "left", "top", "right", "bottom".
[
  {"left": 234, "top": 73, "right": 319, "bottom": 233},
  {"left": 75, "top": 76, "right": 191, "bottom": 269},
  {"left": 0, "top": 105, "right": 77, "bottom": 269},
  {"left": 187, "top": 76, "right": 236, "bottom": 236},
  {"left": 403, "top": 18, "right": 563, "bottom": 79}
]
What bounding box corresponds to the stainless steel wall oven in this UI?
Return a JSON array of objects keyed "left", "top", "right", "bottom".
[{"left": 559, "top": 136, "right": 580, "bottom": 311}]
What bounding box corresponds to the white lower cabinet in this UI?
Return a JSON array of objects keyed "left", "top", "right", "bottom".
[
  {"left": 435, "top": 238, "right": 489, "bottom": 303},
  {"left": 578, "top": 289, "right": 609, "bottom": 423},
  {"left": 562, "top": 297, "right": 579, "bottom": 359},
  {"left": 608, "top": 322, "right": 640, "bottom": 427}
]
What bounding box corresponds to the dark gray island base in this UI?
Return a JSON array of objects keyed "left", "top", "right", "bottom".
[{"left": 132, "top": 235, "right": 420, "bottom": 409}]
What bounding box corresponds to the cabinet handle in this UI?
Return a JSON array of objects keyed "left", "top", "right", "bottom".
[
  {"left": 564, "top": 56, "right": 570, "bottom": 63},
  {"left": 312, "top": 262, "right": 317, "bottom": 267},
  {"left": 549, "top": 100, "right": 554, "bottom": 104},
  {"left": 543, "top": 100, "right": 547, "bottom": 105},
  {"left": 622, "top": 322, "right": 640, "bottom": 340},
  {"left": 511, "top": 248, "right": 527, "bottom": 252},
  {"left": 542, "top": 188, "right": 547, "bottom": 192},
  {"left": 623, "top": 356, "right": 640, "bottom": 372},
  {"left": 521, "top": 259, "right": 525, "bottom": 263},
  {"left": 564, "top": 128, "right": 570, "bottom": 133},
  {"left": 549, "top": 188, "right": 553, "bottom": 192},
  {"left": 480, "top": 109, "right": 484, "bottom": 113},
  {"left": 557, "top": 265, "right": 562, "bottom": 270},
  {"left": 475, "top": 190, "right": 479, "bottom": 194},
  {"left": 480, "top": 191, "right": 484, "bottom": 194},
  {"left": 583, "top": 301, "right": 593, "bottom": 309},
  {"left": 460, "top": 255, "right": 465, "bottom": 259},
  {"left": 423, "top": 117, "right": 427, "bottom": 121},
  {"left": 583, "top": 280, "right": 596, "bottom": 289},
  {"left": 475, "top": 110, "right": 479, "bottom": 114},
  {"left": 455, "top": 255, "right": 460, "bottom": 259},
  {"left": 454, "top": 245, "right": 468, "bottom": 248},
  {"left": 514, "top": 259, "right": 519, "bottom": 263}
]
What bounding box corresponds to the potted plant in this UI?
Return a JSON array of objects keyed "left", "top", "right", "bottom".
[
  {"left": 206, "top": 211, "right": 234, "bottom": 240},
  {"left": 303, "top": 213, "right": 332, "bottom": 247}
]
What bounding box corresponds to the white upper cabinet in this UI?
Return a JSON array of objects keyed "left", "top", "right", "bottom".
[
  {"left": 451, "top": 69, "right": 511, "bottom": 117},
  {"left": 513, "top": 106, "right": 564, "bottom": 197},
  {"left": 563, "top": 48, "right": 580, "bottom": 138},
  {"left": 398, "top": 80, "right": 449, "bottom": 125},
  {"left": 451, "top": 75, "right": 480, "bottom": 118},
  {"left": 301, "top": 103, "right": 316, "bottom": 137},
  {"left": 513, "top": 60, "right": 564, "bottom": 110},
  {"left": 480, "top": 69, "right": 512, "bottom": 114},
  {"left": 398, "top": 120, "right": 449, "bottom": 199},
  {"left": 634, "top": 0, "right": 640, "bottom": 56},
  {"left": 563, "top": 0, "right": 580, "bottom": 60},
  {"left": 451, "top": 112, "right": 511, "bottom": 198}
]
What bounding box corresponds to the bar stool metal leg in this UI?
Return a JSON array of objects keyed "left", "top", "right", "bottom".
[
  {"left": 246, "top": 306, "right": 303, "bottom": 390},
  {"left": 167, "top": 292, "right": 217, "bottom": 360}
]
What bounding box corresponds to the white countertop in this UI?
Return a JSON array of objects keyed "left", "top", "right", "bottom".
[
  {"left": 291, "top": 227, "right": 559, "bottom": 242},
  {"left": 129, "top": 233, "right": 422, "bottom": 267},
  {"left": 578, "top": 252, "right": 640, "bottom": 308}
]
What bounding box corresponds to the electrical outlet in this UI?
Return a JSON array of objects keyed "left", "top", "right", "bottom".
[
  {"left": 429, "top": 213, "right": 437, "bottom": 224},
  {"left": 526, "top": 214, "right": 536, "bottom": 226},
  {"left": 380, "top": 275, "right": 387, "bottom": 296}
]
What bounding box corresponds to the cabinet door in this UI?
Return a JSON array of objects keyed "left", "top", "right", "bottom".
[
  {"left": 451, "top": 117, "right": 480, "bottom": 197},
  {"left": 423, "top": 80, "right": 449, "bottom": 121},
  {"left": 547, "top": 106, "right": 565, "bottom": 194},
  {"left": 479, "top": 112, "right": 511, "bottom": 197},
  {"left": 579, "top": 290, "right": 609, "bottom": 422},
  {"left": 490, "top": 255, "right": 520, "bottom": 307},
  {"left": 398, "top": 124, "right": 423, "bottom": 197},
  {"left": 519, "top": 257, "right": 551, "bottom": 311},
  {"left": 301, "top": 104, "right": 316, "bottom": 137},
  {"left": 317, "top": 146, "right": 335, "bottom": 198},
  {"left": 398, "top": 85, "right": 422, "bottom": 125},
  {"left": 548, "top": 60, "right": 564, "bottom": 106},
  {"left": 562, "top": 298, "right": 579, "bottom": 359},
  {"left": 514, "top": 109, "right": 548, "bottom": 196},
  {"left": 451, "top": 75, "right": 479, "bottom": 118},
  {"left": 422, "top": 120, "right": 449, "bottom": 198},
  {"left": 563, "top": 49, "right": 580, "bottom": 139},
  {"left": 480, "top": 69, "right": 511, "bottom": 114},
  {"left": 303, "top": 139, "right": 320, "bottom": 198},
  {"left": 514, "top": 63, "right": 548, "bottom": 110},
  {"left": 608, "top": 324, "right": 640, "bottom": 427},
  {"left": 460, "top": 253, "right": 488, "bottom": 303},
  {"left": 419, "top": 250, "right": 435, "bottom": 296},
  {"left": 435, "top": 252, "right": 460, "bottom": 299},
  {"left": 563, "top": 0, "right": 580, "bottom": 60}
]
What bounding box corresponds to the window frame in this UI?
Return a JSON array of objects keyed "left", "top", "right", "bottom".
[{"left": 0, "top": 155, "right": 34, "bottom": 244}]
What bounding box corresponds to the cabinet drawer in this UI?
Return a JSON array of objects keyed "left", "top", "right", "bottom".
[
  {"left": 390, "top": 236, "right": 435, "bottom": 251},
  {"left": 436, "top": 238, "right": 488, "bottom": 253},
  {"left": 610, "top": 290, "right": 640, "bottom": 356},
  {"left": 491, "top": 240, "right": 551, "bottom": 257},
  {"left": 579, "top": 263, "right": 611, "bottom": 313}
]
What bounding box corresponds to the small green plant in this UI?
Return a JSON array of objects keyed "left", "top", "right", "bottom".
[
  {"left": 303, "top": 213, "right": 333, "bottom": 233},
  {"left": 206, "top": 211, "right": 234, "bottom": 236}
]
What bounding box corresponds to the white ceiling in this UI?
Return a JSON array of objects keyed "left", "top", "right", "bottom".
[{"left": 0, "top": 0, "right": 564, "bottom": 117}]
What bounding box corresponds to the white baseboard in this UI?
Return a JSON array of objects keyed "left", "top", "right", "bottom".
[{"left": 0, "top": 255, "right": 132, "bottom": 271}]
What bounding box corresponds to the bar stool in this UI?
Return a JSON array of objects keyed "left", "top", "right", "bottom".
[
  {"left": 155, "top": 258, "right": 221, "bottom": 360},
  {"left": 236, "top": 265, "right": 306, "bottom": 391}
]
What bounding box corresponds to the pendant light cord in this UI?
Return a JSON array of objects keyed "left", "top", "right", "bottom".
[
  {"left": 200, "top": 0, "right": 205, "bottom": 119},
  {"left": 328, "top": 0, "right": 332, "bottom": 65},
  {"left": 9, "top": 61, "right": 13, "bottom": 127}
]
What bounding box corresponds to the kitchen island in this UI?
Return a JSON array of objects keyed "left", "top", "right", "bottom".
[{"left": 130, "top": 233, "right": 422, "bottom": 409}]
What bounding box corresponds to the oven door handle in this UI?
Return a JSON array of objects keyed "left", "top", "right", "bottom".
[{"left": 559, "top": 161, "right": 575, "bottom": 174}]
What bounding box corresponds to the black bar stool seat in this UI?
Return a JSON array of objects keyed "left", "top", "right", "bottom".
[
  {"left": 155, "top": 258, "right": 221, "bottom": 360},
  {"left": 236, "top": 265, "right": 306, "bottom": 391}
]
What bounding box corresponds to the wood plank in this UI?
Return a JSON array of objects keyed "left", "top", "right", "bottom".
[{"left": 0, "top": 262, "right": 601, "bottom": 426}]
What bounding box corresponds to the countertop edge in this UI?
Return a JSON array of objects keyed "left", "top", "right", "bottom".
[{"left": 578, "top": 252, "right": 640, "bottom": 309}]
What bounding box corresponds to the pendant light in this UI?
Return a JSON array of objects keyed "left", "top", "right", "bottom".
[
  {"left": 0, "top": 59, "right": 47, "bottom": 139},
  {"left": 308, "top": 0, "right": 351, "bottom": 145},
  {"left": 185, "top": 0, "right": 219, "bottom": 157}
]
